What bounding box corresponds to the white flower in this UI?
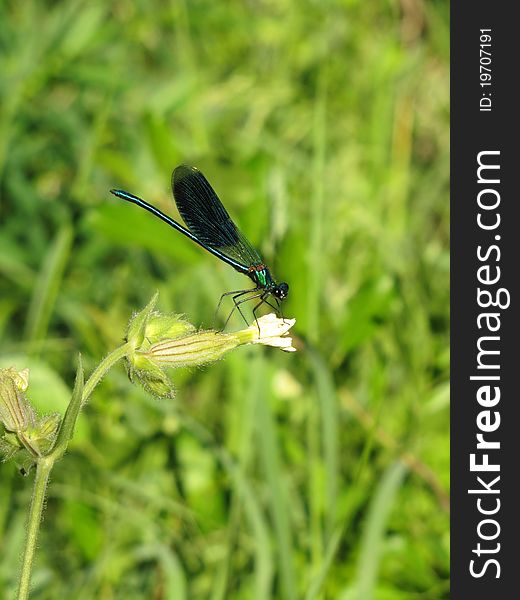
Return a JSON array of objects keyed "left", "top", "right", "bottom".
[{"left": 246, "top": 314, "right": 297, "bottom": 352}]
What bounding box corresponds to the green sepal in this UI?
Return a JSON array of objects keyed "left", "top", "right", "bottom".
[
  {"left": 127, "top": 353, "right": 176, "bottom": 399},
  {"left": 125, "top": 292, "right": 159, "bottom": 349},
  {"left": 0, "top": 431, "right": 23, "bottom": 461},
  {"left": 145, "top": 313, "right": 195, "bottom": 342},
  {"left": 25, "top": 413, "right": 61, "bottom": 456}
]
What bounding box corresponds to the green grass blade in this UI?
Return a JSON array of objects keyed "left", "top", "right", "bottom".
[
  {"left": 345, "top": 461, "right": 408, "bottom": 600},
  {"left": 255, "top": 356, "right": 296, "bottom": 600},
  {"left": 24, "top": 224, "right": 73, "bottom": 351},
  {"left": 180, "top": 412, "right": 273, "bottom": 600},
  {"left": 306, "top": 79, "right": 327, "bottom": 342},
  {"left": 309, "top": 349, "right": 339, "bottom": 542},
  {"left": 305, "top": 525, "right": 343, "bottom": 600}
]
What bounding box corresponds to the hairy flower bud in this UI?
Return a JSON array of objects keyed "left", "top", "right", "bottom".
[
  {"left": 0, "top": 368, "right": 35, "bottom": 434},
  {"left": 0, "top": 368, "right": 61, "bottom": 465},
  {"left": 125, "top": 295, "right": 296, "bottom": 398}
]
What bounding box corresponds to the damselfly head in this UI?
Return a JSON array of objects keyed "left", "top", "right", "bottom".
[{"left": 273, "top": 282, "right": 289, "bottom": 300}]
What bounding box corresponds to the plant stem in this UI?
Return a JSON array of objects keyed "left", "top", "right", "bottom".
[
  {"left": 17, "top": 457, "right": 52, "bottom": 600},
  {"left": 16, "top": 342, "right": 131, "bottom": 598},
  {"left": 81, "top": 342, "right": 132, "bottom": 407}
]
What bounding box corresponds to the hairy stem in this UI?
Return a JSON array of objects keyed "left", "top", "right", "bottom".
[
  {"left": 17, "top": 457, "right": 52, "bottom": 600},
  {"left": 81, "top": 342, "right": 132, "bottom": 407},
  {"left": 16, "top": 342, "right": 131, "bottom": 598}
]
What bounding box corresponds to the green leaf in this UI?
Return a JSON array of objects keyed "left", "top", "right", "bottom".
[{"left": 52, "top": 355, "right": 84, "bottom": 458}]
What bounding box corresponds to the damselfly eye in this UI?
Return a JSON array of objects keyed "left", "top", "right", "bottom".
[{"left": 275, "top": 282, "right": 289, "bottom": 299}]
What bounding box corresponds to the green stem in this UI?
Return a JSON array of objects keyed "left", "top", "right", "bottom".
[
  {"left": 16, "top": 342, "right": 131, "bottom": 598},
  {"left": 17, "top": 457, "right": 52, "bottom": 600},
  {"left": 81, "top": 342, "right": 132, "bottom": 407}
]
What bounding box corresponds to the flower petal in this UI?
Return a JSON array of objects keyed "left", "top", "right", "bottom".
[{"left": 247, "top": 314, "right": 297, "bottom": 352}]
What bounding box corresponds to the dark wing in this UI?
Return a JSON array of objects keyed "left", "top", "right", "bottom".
[{"left": 172, "top": 165, "right": 263, "bottom": 269}]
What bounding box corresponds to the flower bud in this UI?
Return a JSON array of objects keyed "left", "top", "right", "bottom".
[
  {"left": 145, "top": 313, "right": 196, "bottom": 342},
  {"left": 129, "top": 352, "right": 176, "bottom": 398},
  {"left": 27, "top": 413, "right": 61, "bottom": 454},
  {"left": 125, "top": 296, "right": 297, "bottom": 398},
  {"left": 0, "top": 368, "right": 35, "bottom": 434},
  {"left": 0, "top": 368, "right": 61, "bottom": 463}
]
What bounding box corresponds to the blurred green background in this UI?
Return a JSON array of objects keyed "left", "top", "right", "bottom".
[{"left": 0, "top": 0, "right": 449, "bottom": 598}]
